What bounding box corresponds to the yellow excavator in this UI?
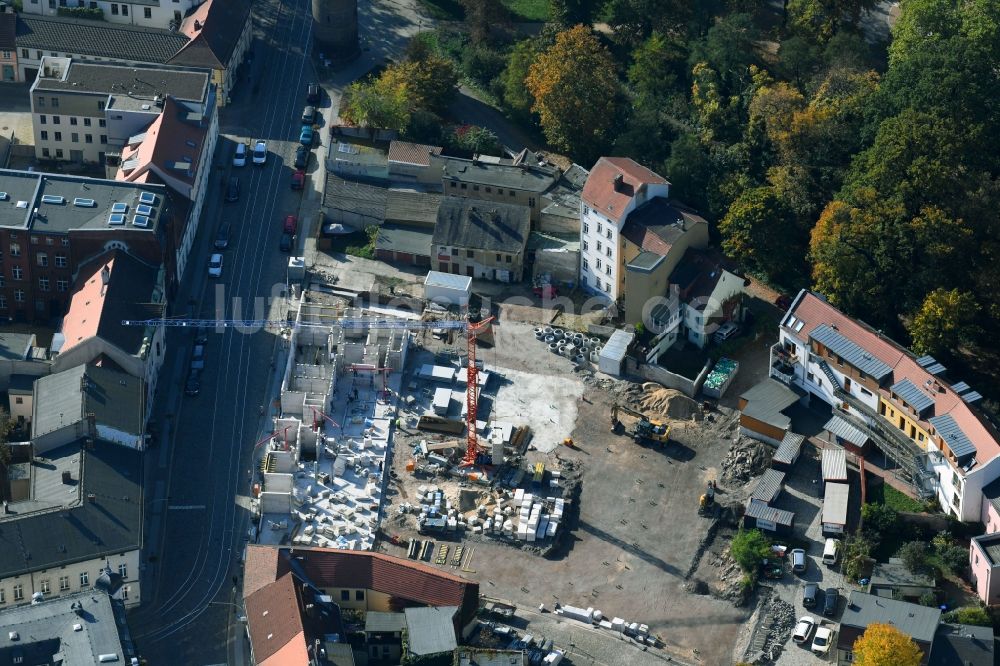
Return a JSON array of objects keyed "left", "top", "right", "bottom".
[{"left": 610, "top": 404, "right": 670, "bottom": 446}]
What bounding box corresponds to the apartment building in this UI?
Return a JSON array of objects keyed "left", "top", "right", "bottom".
[
  {"left": 442, "top": 156, "right": 559, "bottom": 224},
  {"left": 29, "top": 56, "right": 212, "bottom": 164},
  {"left": 0, "top": 9, "right": 16, "bottom": 82},
  {"left": 431, "top": 196, "right": 531, "bottom": 282},
  {"left": 0, "top": 439, "right": 142, "bottom": 609},
  {"left": 0, "top": 169, "right": 178, "bottom": 323},
  {"left": 19, "top": 0, "right": 202, "bottom": 31},
  {"left": 771, "top": 290, "right": 1000, "bottom": 521},
  {"left": 115, "top": 95, "right": 217, "bottom": 279},
  {"left": 168, "top": 0, "right": 253, "bottom": 106}
]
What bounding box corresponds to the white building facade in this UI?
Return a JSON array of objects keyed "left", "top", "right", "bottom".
[{"left": 20, "top": 0, "right": 201, "bottom": 30}]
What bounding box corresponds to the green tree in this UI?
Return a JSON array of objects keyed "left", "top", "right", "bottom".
[
  {"left": 730, "top": 528, "right": 771, "bottom": 573},
  {"left": 460, "top": 0, "right": 510, "bottom": 43},
  {"left": 525, "top": 25, "right": 619, "bottom": 162},
  {"left": 719, "top": 186, "right": 802, "bottom": 281},
  {"left": 501, "top": 39, "right": 541, "bottom": 118},
  {"left": 339, "top": 79, "right": 411, "bottom": 132},
  {"left": 382, "top": 57, "right": 459, "bottom": 114},
  {"left": 909, "top": 288, "right": 979, "bottom": 357},
  {"left": 861, "top": 502, "right": 899, "bottom": 537},
  {"left": 897, "top": 541, "right": 931, "bottom": 575},
  {"left": 853, "top": 623, "right": 923, "bottom": 666},
  {"left": 549, "top": 0, "right": 599, "bottom": 27},
  {"left": 942, "top": 606, "right": 991, "bottom": 627},
  {"left": 628, "top": 32, "right": 689, "bottom": 105},
  {"left": 664, "top": 133, "right": 715, "bottom": 214},
  {"left": 842, "top": 534, "right": 873, "bottom": 582},
  {"left": 602, "top": 0, "right": 691, "bottom": 46},
  {"left": 687, "top": 13, "right": 757, "bottom": 96}
]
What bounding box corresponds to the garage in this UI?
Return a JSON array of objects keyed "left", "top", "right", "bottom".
[{"left": 23, "top": 68, "right": 37, "bottom": 84}]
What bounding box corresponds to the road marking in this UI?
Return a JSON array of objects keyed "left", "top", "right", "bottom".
[{"left": 168, "top": 505, "right": 206, "bottom": 510}]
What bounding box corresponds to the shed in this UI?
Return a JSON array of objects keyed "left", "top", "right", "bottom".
[
  {"left": 771, "top": 432, "right": 804, "bottom": 471},
  {"left": 751, "top": 468, "right": 786, "bottom": 505},
  {"left": 822, "top": 481, "right": 849, "bottom": 534},
  {"left": 404, "top": 606, "right": 458, "bottom": 657},
  {"left": 743, "top": 499, "right": 794, "bottom": 535},
  {"left": 823, "top": 414, "right": 870, "bottom": 454},
  {"left": 599, "top": 329, "right": 634, "bottom": 377},
  {"left": 821, "top": 448, "right": 848, "bottom": 484},
  {"left": 424, "top": 270, "right": 471, "bottom": 307},
  {"left": 868, "top": 558, "right": 936, "bottom": 602},
  {"left": 737, "top": 379, "right": 802, "bottom": 445}
]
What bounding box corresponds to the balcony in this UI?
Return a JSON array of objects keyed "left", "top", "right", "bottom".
[{"left": 769, "top": 342, "right": 799, "bottom": 385}]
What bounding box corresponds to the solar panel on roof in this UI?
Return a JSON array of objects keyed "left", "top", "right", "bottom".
[
  {"left": 890, "top": 379, "right": 935, "bottom": 414},
  {"left": 108, "top": 213, "right": 126, "bottom": 225},
  {"left": 111, "top": 202, "right": 128, "bottom": 214},
  {"left": 926, "top": 363, "right": 946, "bottom": 375},
  {"left": 136, "top": 204, "right": 153, "bottom": 216},
  {"left": 132, "top": 215, "right": 151, "bottom": 228},
  {"left": 963, "top": 391, "right": 983, "bottom": 404},
  {"left": 139, "top": 191, "right": 156, "bottom": 205},
  {"left": 951, "top": 381, "right": 971, "bottom": 394},
  {"left": 916, "top": 355, "right": 937, "bottom": 368}
]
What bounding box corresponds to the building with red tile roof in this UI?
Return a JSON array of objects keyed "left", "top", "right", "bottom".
[
  {"left": 772, "top": 289, "right": 1000, "bottom": 521},
  {"left": 243, "top": 545, "right": 480, "bottom": 665},
  {"left": 168, "top": 0, "right": 253, "bottom": 107}
]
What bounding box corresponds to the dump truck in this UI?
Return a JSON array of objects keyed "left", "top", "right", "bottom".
[{"left": 611, "top": 404, "right": 670, "bottom": 445}]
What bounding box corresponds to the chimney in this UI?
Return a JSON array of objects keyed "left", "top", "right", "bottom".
[
  {"left": 87, "top": 493, "right": 96, "bottom": 502},
  {"left": 194, "top": 19, "right": 202, "bottom": 31},
  {"left": 613, "top": 173, "right": 624, "bottom": 191},
  {"left": 100, "top": 265, "right": 111, "bottom": 285},
  {"left": 62, "top": 470, "right": 72, "bottom": 484}
]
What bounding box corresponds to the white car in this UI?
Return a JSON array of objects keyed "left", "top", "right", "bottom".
[
  {"left": 233, "top": 142, "right": 247, "bottom": 167},
  {"left": 208, "top": 253, "right": 223, "bottom": 278},
  {"left": 252, "top": 140, "right": 267, "bottom": 165},
  {"left": 811, "top": 626, "right": 833, "bottom": 655},
  {"left": 792, "top": 616, "right": 815, "bottom": 644}
]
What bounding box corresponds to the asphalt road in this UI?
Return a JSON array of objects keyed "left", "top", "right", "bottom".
[{"left": 126, "top": 0, "right": 316, "bottom": 662}]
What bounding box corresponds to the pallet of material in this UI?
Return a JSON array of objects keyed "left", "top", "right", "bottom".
[{"left": 417, "top": 415, "right": 465, "bottom": 434}]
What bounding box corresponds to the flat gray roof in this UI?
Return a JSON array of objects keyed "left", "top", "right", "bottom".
[
  {"left": 433, "top": 196, "right": 531, "bottom": 254},
  {"left": 822, "top": 481, "right": 849, "bottom": 525},
  {"left": 0, "top": 331, "right": 34, "bottom": 361},
  {"left": 824, "top": 415, "right": 868, "bottom": 447},
  {"left": 744, "top": 498, "right": 794, "bottom": 526},
  {"left": 973, "top": 532, "right": 1000, "bottom": 567},
  {"left": 600, "top": 329, "right": 634, "bottom": 364},
  {"left": 33, "top": 59, "right": 209, "bottom": 104},
  {"left": 0, "top": 169, "right": 168, "bottom": 233},
  {"left": 739, "top": 379, "right": 801, "bottom": 429},
  {"left": 443, "top": 158, "right": 558, "bottom": 193},
  {"left": 375, "top": 223, "right": 432, "bottom": 257},
  {"left": 0, "top": 590, "right": 130, "bottom": 664},
  {"left": 751, "top": 468, "right": 785, "bottom": 504},
  {"left": 33, "top": 364, "right": 144, "bottom": 440},
  {"left": 424, "top": 271, "right": 471, "bottom": 292},
  {"left": 365, "top": 611, "right": 406, "bottom": 633},
  {"left": 626, "top": 251, "right": 665, "bottom": 272},
  {"left": 17, "top": 14, "right": 189, "bottom": 65},
  {"left": 404, "top": 606, "right": 458, "bottom": 656},
  {"left": 870, "top": 557, "right": 935, "bottom": 589}
]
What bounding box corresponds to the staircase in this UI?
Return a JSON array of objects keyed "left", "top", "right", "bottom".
[{"left": 819, "top": 359, "right": 841, "bottom": 390}]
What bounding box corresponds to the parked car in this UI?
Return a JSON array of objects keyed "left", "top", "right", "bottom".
[
  {"left": 190, "top": 343, "right": 206, "bottom": 370},
  {"left": 252, "top": 140, "right": 267, "bottom": 165},
  {"left": 811, "top": 626, "right": 833, "bottom": 655},
  {"left": 306, "top": 82, "right": 320, "bottom": 104},
  {"left": 214, "top": 223, "right": 231, "bottom": 250},
  {"left": 791, "top": 548, "right": 807, "bottom": 574},
  {"left": 299, "top": 125, "right": 314, "bottom": 146},
  {"left": 184, "top": 368, "right": 202, "bottom": 396},
  {"left": 822, "top": 538, "right": 839, "bottom": 566},
  {"left": 208, "top": 253, "right": 224, "bottom": 277},
  {"left": 823, "top": 588, "right": 840, "bottom": 617},
  {"left": 291, "top": 169, "right": 305, "bottom": 190},
  {"left": 792, "top": 616, "right": 815, "bottom": 644},
  {"left": 233, "top": 142, "right": 247, "bottom": 167},
  {"left": 802, "top": 583, "right": 818, "bottom": 608},
  {"left": 302, "top": 106, "right": 316, "bottom": 124},
  {"left": 294, "top": 145, "right": 309, "bottom": 169},
  {"left": 279, "top": 231, "right": 293, "bottom": 252},
  {"left": 194, "top": 326, "right": 209, "bottom": 345},
  {"left": 225, "top": 176, "right": 240, "bottom": 202},
  {"left": 283, "top": 214, "right": 298, "bottom": 234},
  {"left": 713, "top": 321, "right": 739, "bottom": 344},
  {"left": 774, "top": 294, "right": 792, "bottom": 311}
]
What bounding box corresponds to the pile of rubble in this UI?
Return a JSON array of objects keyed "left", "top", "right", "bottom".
[
  {"left": 721, "top": 437, "right": 771, "bottom": 484},
  {"left": 708, "top": 546, "right": 747, "bottom": 605},
  {"left": 757, "top": 597, "right": 796, "bottom": 661},
  {"left": 638, "top": 383, "right": 703, "bottom": 421}
]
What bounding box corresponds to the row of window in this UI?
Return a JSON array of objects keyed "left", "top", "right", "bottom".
[
  {"left": 582, "top": 222, "right": 614, "bottom": 240},
  {"left": 33, "top": 0, "right": 161, "bottom": 19},
  {"left": 39, "top": 131, "right": 107, "bottom": 145},
  {"left": 39, "top": 96, "right": 106, "bottom": 113},
  {"left": 39, "top": 115, "right": 106, "bottom": 128},
  {"left": 580, "top": 275, "right": 612, "bottom": 293},
  {"left": 1, "top": 272, "right": 69, "bottom": 290},
  {"left": 0, "top": 565, "right": 126, "bottom": 604},
  {"left": 581, "top": 257, "right": 613, "bottom": 277},
  {"left": 444, "top": 180, "right": 537, "bottom": 206},
  {"left": 445, "top": 247, "right": 514, "bottom": 264},
  {"left": 581, "top": 240, "right": 613, "bottom": 259}
]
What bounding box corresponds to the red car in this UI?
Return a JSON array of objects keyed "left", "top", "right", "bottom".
[
  {"left": 291, "top": 169, "right": 305, "bottom": 190},
  {"left": 283, "top": 215, "right": 298, "bottom": 234}
]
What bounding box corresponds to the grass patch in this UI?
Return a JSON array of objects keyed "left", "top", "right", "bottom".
[
  {"left": 868, "top": 482, "right": 925, "bottom": 513},
  {"left": 502, "top": 0, "right": 550, "bottom": 21},
  {"left": 325, "top": 226, "right": 378, "bottom": 259},
  {"left": 417, "top": 0, "right": 464, "bottom": 20}
]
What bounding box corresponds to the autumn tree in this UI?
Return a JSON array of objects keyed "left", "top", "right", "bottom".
[
  {"left": 525, "top": 25, "right": 619, "bottom": 162},
  {"left": 853, "top": 622, "right": 923, "bottom": 666},
  {"left": 339, "top": 78, "right": 411, "bottom": 133},
  {"left": 719, "top": 186, "right": 803, "bottom": 282},
  {"left": 910, "top": 289, "right": 979, "bottom": 357}
]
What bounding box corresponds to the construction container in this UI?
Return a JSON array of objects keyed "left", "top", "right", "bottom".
[{"left": 702, "top": 357, "right": 739, "bottom": 399}]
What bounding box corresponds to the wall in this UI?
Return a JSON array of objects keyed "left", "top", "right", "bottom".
[
  {"left": 623, "top": 259, "right": 670, "bottom": 325},
  {"left": 8, "top": 392, "right": 32, "bottom": 424},
  {"left": 739, "top": 414, "right": 786, "bottom": 446},
  {"left": 970, "top": 539, "right": 1000, "bottom": 605},
  {"left": 21, "top": 0, "right": 197, "bottom": 29},
  {"left": 0, "top": 359, "right": 50, "bottom": 393},
  {"left": 218, "top": 16, "right": 253, "bottom": 107},
  {"left": 95, "top": 424, "right": 142, "bottom": 450},
  {"left": 173, "top": 108, "right": 219, "bottom": 280},
  {"left": 433, "top": 245, "right": 523, "bottom": 282},
  {"left": 0, "top": 548, "right": 141, "bottom": 608},
  {"left": 33, "top": 421, "right": 88, "bottom": 455},
  {"left": 638, "top": 361, "right": 709, "bottom": 398},
  {"left": 443, "top": 177, "right": 544, "bottom": 222}
]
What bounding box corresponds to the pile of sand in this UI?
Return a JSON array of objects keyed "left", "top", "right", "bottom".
[{"left": 638, "top": 383, "right": 704, "bottom": 421}]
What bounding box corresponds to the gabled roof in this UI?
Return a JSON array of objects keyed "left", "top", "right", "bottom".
[
  {"left": 929, "top": 623, "right": 994, "bottom": 666},
  {"left": 32, "top": 363, "right": 144, "bottom": 438},
  {"left": 0, "top": 440, "right": 142, "bottom": 578},
  {"left": 404, "top": 606, "right": 458, "bottom": 656},
  {"left": 739, "top": 379, "right": 801, "bottom": 429},
  {"left": 169, "top": 0, "right": 252, "bottom": 70},
  {"left": 582, "top": 157, "right": 669, "bottom": 223},
  {"left": 784, "top": 290, "right": 1000, "bottom": 466},
  {"left": 433, "top": 196, "right": 530, "bottom": 254},
  {"left": 387, "top": 140, "right": 442, "bottom": 167},
  {"left": 61, "top": 249, "right": 162, "bottom": 356},
  {"left": 839, "top": 591, "right": 940, "bottom": 643},
  {"left": 16, "top": 15, "right": 188, "bottom": 64},
  {"left": 244, "top": 574, "right": 309, "bottom": 666},
  {"left": 620, "top": 198, "right": 707, "bottom": 256},
  {"left": 116, "top": 96, "right": 208, "bottom": 194}
]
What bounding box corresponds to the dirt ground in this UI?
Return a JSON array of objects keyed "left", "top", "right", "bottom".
[{"left": 379, "top": 314, "right": 760, "bottom": 664}]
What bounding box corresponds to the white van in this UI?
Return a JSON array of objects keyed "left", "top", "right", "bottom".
[
  {"left": 822, "top": 538, "right": 839, "bottom": 566},
  {"left": 713, "top": 322, "right": 739, "bottom": 344}
]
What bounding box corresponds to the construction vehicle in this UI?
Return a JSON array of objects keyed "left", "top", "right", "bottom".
[
  {"left": 698, "top": 481, "right": 716, "bottom": 515},
  {"left": 610, "top": 404, "right": 670, "bottom": 445}
]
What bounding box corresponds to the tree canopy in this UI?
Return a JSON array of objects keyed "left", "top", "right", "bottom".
[{"left": 853, "top": 623, "right": 923, "bottom": 666}]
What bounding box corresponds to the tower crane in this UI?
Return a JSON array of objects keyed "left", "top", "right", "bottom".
[{"left": 121, "top": 314, "right": 496, "bottom": 466}]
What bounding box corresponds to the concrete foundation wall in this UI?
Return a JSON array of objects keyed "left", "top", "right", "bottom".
[{"left": 261, "top": 491, "right": 292, "bottom": 515}]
